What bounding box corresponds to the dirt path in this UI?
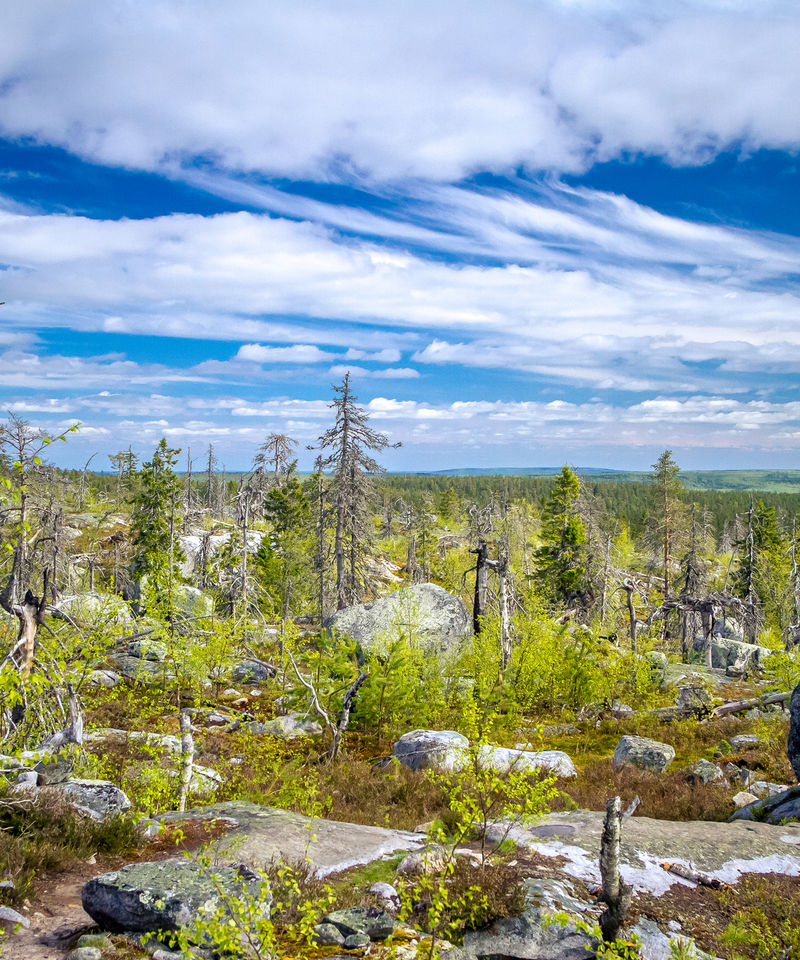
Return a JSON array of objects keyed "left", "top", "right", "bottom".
[{"left": 3, "top": 818, "right": 234, "bottom": 958}]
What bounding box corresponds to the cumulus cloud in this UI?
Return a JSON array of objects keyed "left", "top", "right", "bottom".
[{"left": 0, "top": 3, "right": 798, "bottom": 181}]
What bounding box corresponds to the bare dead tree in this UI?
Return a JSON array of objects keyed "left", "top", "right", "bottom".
[{"left": 598, "top": 795, "right": 633, "bottom": 943}]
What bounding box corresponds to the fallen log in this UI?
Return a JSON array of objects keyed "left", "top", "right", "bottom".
[
  {"left": 661, "top": 862, "right": 725, "bottom": 889},
  {"left": 711, "top": 691, "right": 790, "bottom": 718}
]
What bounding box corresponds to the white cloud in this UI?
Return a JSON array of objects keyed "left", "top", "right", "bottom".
[
  {"left": 235, "top": 343, "right": 335, "bottom": 363},
  {"left": 0, "top": 3, "right": 797, "bottom": 182}
]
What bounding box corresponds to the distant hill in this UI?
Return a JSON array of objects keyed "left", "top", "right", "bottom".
[{"left": 416, "top": 467, "right": 800, "bottom": 493}]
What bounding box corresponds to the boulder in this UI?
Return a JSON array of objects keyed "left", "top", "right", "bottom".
[
  {"left": 87, "top": 669, "right": 121, "bottom": 688},
  {"left": 324, "top": 583, "right": 471, "bottom": 656},
  {"left": 732, "top": 783, "right": 800, "bottom": 823},
  {"left": 231, "top": 659, "right": 275, "bottom": 684},
  {"left": 612, "top": 735, "right": 675, "bottom": 773},
  {"left": 173, "top": 584, "right": 214, "bottom": 619},
  {"left": 108, "top": 655, "right": 174, "bottom": 685},
  {"left": 322, "top": 906, "right": 395, "bottom": 941},
  {"left": 55, "top": 593, "right": 133, "bottom": 629},
  {"left": 396, "top": 844, "right": 448, "bottom": 876},
  {"left": 393, "top": 729, "right": 469, "bottom": 772},
  {"left": 729, "top": 734, "right": 761, "bottom": 752},
  {"left": 789, "top": 681, "right": 800, "bottom": 782},
  {"left": 733, "top": 790, "right": 759, "bottom": 809},
  {"left": 688, "top": 759, "right": 725, "bottom": 784},
  {"left": 477, "top": 745, "right": 577, "bottom": 779},
  {"left": 50, "top": 779, "right": 131, "bottom": 821},
  {"left": 244, "top": 714, "right": 323, "bottom": 740},
  {"left": 695, "top": 633, "right": 773, "bottom": 671},
  {"left": 82, "top": 858, "right": 267, "bottom": 933},
  {"left": 127, "top": 638, "right": 168, "bottom": 661},
  {"left": 674, "top": 684, "right": 713, "bottom": 713}
]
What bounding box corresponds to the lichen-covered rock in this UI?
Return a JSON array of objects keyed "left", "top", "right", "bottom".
[
  {"left": 675, "top": 684, "right": 713, "bottom": 713},
  {"left": 689, "top": 759, "right": 725, "bottom": 784},
  {"left": 82, "top": 858, "right": 268, "bottom": 932},
  {"left": 393, "top": 729, "right": 469, "bottom": 772},
  {"left": 127, "top": 638, "right": 168, "bottom": 661},
  {"left": 324, "top": 583, "right": 471, "bottom": 656},
  {"left": 323, "top": 905, "right": 396, "bottom": 940},
  {"left": 477, "top": 745, "right": 577, "bottom": 779},
  {"left": 51, "top": 779, "right": 131, "bottom": 821},
  {"left": 56, "top": 593, "right": 133, "bottom": 628},
  {"left": 107, "top": 655, "right": 174, "bottom": 685},
  {"left": 231, "top": 659, "right": 275, "bottom": 684},
  {"left": 612, "top": 735, "right": 675, "bottom": 773},
  {"left": 244, "top": 714, "right": 322, "bottom": 740}
]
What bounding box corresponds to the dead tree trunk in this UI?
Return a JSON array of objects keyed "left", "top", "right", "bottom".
[
  {"left": 470, "top": 539, "right": 489, "bottom": 634},
  {"left": 599, "top": 796, "right": 632, "bottom": 943},
  {"left": 178, "top": 710, "right": 194, "bottom": 813},
  {"left": 497, "top": 549, "right": 512, "bottom": 666}
]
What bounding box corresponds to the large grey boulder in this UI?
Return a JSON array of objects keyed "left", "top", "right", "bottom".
[
  {"left": 477, "top": 745, "right": 577, "bottom": 779},
  {"left": 82, "top": 859, "right": 267, "bottom": 932},
  {"left": 789, "top": 682, "right": 800, "bottom": 782},
  {"left": 244, "top": 714, "right": 322, "bottom": 740},
  {"left": 55, "top": 593, "right": 133, "bottom": 629},
  {"left": 694, "top": 633, "right": 773, "bottom": 670},
  {"left": 324, "top": 583, "right": 471, "bottom": 656},
  {"left": 393, "top": 729, "right": 469, "bottom": 772},
  {"left": 612, "top": 735, "right": 675, "bottom": 773},
  {"left": 107, "top": 655, "right": 174, "bottom": 685},
  {"left": 50, "top": 779, "right": 131, "bottom": 821}
]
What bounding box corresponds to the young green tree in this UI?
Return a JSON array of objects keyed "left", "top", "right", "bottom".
[
  {"left": 256, "top": 468, "right": 312, "bottom": 618},
  {"left": 315, "top": 373, "right": 399, "bottom": 609},
  {"left": 731, "top": 498, "right": 791, "bottom": 634},
  {"left": 534, "top": 465, "right": 589, "bottom": 608},
  {"left": 130, "top": 438, "right": 184, "bottom": 618},
  {"left": 650, "top": 449, "right": 685, "bottom": 598}
]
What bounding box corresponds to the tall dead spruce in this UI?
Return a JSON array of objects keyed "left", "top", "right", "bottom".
[{"left": 314, "top": 373, "right": 399, "bottom": 610}]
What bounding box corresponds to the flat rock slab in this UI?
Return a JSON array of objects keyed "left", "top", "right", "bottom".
[
  {"left": 495, "top": 810, "right": 800, "bottom": 897},
  {"left": 157, "top": 801, "right": 425, "bottom": 877}
]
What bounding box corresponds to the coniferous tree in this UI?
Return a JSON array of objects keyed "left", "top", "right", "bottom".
[
  {"left": 650, "top": 449, "right": 685, "bottom": 598},
  {"left": 534, "top": 465, "right": 589, "bottom": 608},
  {"left": 130, "top": 438, "right": 184, "bottom": 617},
  {"left": 316, "top": 373, "right": 399, "bottom": 609}
]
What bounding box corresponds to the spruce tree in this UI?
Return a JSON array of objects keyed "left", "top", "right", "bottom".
[
  {"left": 534, "top": 465, "right": 588, "bottom": 607},
  {"left": 315, "top": 373, "right": 399, "bottom": 609}
]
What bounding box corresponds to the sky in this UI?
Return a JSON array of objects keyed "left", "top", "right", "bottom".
[{"left": 1, "top": 1, "right": 799, "bottom": 473}]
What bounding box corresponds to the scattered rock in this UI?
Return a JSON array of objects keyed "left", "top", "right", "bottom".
[
  {"left": 393, "top": 729, "right": 469, "bottom": 772},
  {"left": 244, "top": 714, "right": 323, "bottom": 740},
  {"left": 55, "top": 593, "right": 134, "bottom": 629},
  {"left": 323, "top": 905, "right": 395, "bottom": 940},
  {"left": 313, "top": 922, "right": 346, "bottom": 946},
  {"left": 477, "top": 745, "right": 577, "bottom": 779},
  {"left": 733, "top": 790, "right": 760, "bottom": 808},
  {"left": 369, "top": 882, "right": 400, "bottom": 912},
  {"left": 127, "top": 638, "right": 168, "bottom": 661},
  {"left": 82, "top": 858, "right": 267, "bottom": 933},
  {"left": 0, "top": 904, "right": 30, "bottom": 932},
  {"left": 728, "top": 734, "right": 761, "bottom": 752},
  {"left": 231, "top": 659, "right": 275, "bottom": 684},
  {"left": 750, "top": 781, "right": 790, "bottom": 799},
  {"left": 675, "top": 684, "right": 713, "bottom": 714},
  {"left": 34, "top": 754, "right": 74, "bottom": 784},
  {"left": 397, "top": 844, "right": 448, "bottom": 876},
  {"left": 65, "top": 948, "right": 102, "bottom": 960},
  {"left": 87, "top": 669, "right": 121, "bottom": 688},
  {"left": 688, "top": 759, "right": 725, "bottom": 784},
  {"left": 612, "top": 735, "right": 675, "bottom": 773},
  {"left": 325, "top": 583, "right": 471, "bottom": 656},
  {"left": 107, "top": 655, "right": 174, "bottom": 685},
  {"left": 50, "top": 779, "right": 132, "bottom": 821},
  {"left": 731, "top": 783, "right": 800, "bottom": 824}
]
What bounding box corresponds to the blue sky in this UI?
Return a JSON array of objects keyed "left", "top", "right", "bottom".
[{"left": 1, "top": 1, "right": 800, "bottom": 472}]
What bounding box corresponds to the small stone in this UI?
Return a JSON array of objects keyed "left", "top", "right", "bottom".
[
  {"left": 313, "top": 922, "right": 346, "bottom": 946},
  {"left": 397, "top": 845, "right": 447, "bottom": 876},
  {"left": 369, "top": 881, "right": 400, "bottom": 911},
  {"left": 0, "top": 905, "right": 30, "bottom": 931},
  {"left": 733, "top": 790, "right": 759, "bottom": 808},
  {"left": 344, "top": 932, "right": 371, "bottom": 948},
  {"left": 16, "top": 770, "right": 38, "bottom": 788},
  {"left": 66, "top": 949, "right": 102, "bottom": 960},
  {"left": 729, "top": 734, "right": 761, "bottom": 751},
  {"left": 689, "top": 759, "right": 725, "bottom": 784}
]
